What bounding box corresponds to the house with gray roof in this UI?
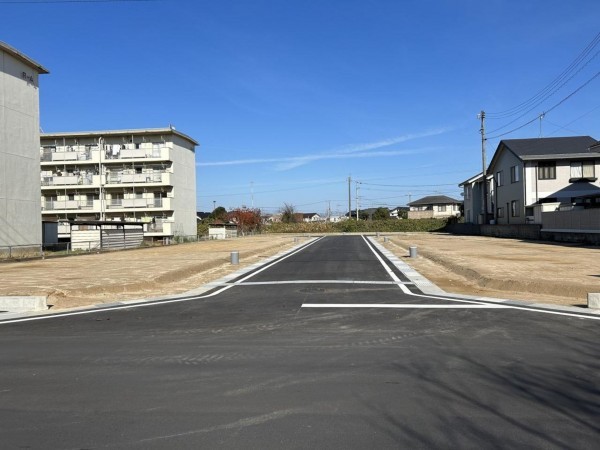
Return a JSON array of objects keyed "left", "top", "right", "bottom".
[
  {"left": 407, "top": 195, "right": 462, "bottom": 219},
  {"left": 486, "top": 136, "right": 599, "bottom": 225}
]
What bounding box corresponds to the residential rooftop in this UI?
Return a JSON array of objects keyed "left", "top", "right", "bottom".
[
  {"left": 408, "top": 195, "right": 462, "bottom": 206},
  {"left": 41, "top": 127, "right": 198, "bottom": 146},
  {"left": 498, "top": 136, "right": 598, "bottom": 160}
]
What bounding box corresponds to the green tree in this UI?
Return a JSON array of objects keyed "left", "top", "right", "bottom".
[
  {"left": 209, "top": 206, "right": 228, "bottom": 222},
  {"left": 373, "top": 207, "right": 390, "bottom": 221}
]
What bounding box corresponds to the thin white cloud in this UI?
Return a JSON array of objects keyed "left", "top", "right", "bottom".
[{"left": 197, "top": 127, "right": 452, "bottom": 170}]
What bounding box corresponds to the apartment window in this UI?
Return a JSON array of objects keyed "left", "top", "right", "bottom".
[
  {"left": 511, "top": 200, "right": 520, "bottom": 217},
  {"left": 538, "top": 161, "right": 556, "bottom": 180},
  {"left": 570, "top": 161, "right": 596, "bottom": 180},
  {"left": 465, "top": 185, "right": 472, "bottom": 200},
  {"left": 510, "top": 165, "right": 520, "bottom": 183},
  {"left": 496, "top": 171, "right": 503, "bottom": 186},
  {"left": 497, "top": 207, "right": 504, "bottom": 218}
]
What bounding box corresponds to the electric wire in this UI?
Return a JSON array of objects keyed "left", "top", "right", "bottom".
[
  {"left": 486, "top": 69, "right": 600, "bottom": 140},
  {"left": 486, "top": 31, "right": 600, "bottom": 120}
]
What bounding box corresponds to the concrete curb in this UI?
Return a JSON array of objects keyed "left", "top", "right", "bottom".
[{"left": 0, "top": 296, "right": 47, "bottom": 312}]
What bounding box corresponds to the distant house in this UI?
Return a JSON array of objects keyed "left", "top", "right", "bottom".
[
  {"left": 302, "top": 213, "right": 321, "bottom": 222},
  {"left": 486, "top": 136, "right": 599, "bottom": 224},
  {"left": 390, "top": 206, "right": 409, "bottom": 219},
  {"left": 407, "top": 195, "right": 462, "bottom": 219},
  {"left": 458, "top": 173, "right": 493, "bottom": 224}
]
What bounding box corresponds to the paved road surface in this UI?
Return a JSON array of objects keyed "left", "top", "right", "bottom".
[{"left": 1, "top": 236, "right": 599, "bottom": 449}]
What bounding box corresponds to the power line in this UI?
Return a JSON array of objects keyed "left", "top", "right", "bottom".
[
  {"left": 0, "top": 0, "right": 158, "bottom": 3},
  {"left": 486, "top": 69, "right": 600, "bottom": 140},
  {"left": 486, "top": 31, "right": 600, "bottom": 120}
]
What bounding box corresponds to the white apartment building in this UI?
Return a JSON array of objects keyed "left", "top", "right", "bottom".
[
  {"left": 40, "top": 128, "right": 198, "bottom": 241},
  {"left": 1, "top": 41, "right": 49, "bottom": 246}
]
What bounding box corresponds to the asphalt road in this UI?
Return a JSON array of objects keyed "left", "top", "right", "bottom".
[{"left": 1, "top": 235, "right": 599, "bottom": 449}]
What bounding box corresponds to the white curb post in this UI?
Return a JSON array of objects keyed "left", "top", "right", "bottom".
[
  {"left": 588, "top": 293, "right": 600, "bottom": 309},
  {"left": 409, "top": 246, "right": 417, "bottom": 258}
]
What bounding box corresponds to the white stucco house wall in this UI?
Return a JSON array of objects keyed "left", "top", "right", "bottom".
[
  {"left": 487, "top": 136, "right": 599, "bottom": 225},
  {"left": 0, "top": 42, "right": 49, "bottom": 247},
  {"left": 407, "top": 195, "right": 462, "bottom": 219}
]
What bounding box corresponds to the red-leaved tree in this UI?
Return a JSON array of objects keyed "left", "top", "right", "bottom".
[{"left": 228, "top": 207, "right": 262, "bottom": 235}]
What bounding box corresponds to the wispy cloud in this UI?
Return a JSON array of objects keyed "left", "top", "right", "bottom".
[{"left": 197, "top": 127, "right": 451, "bottom": 171}]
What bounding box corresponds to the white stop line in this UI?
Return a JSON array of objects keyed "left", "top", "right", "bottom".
[{"left": 302, "top": 304, "right": 510, "bottom": 309}]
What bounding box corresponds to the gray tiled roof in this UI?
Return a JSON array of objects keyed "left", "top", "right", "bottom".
[
  {"left": 500, "top": 136, "right": 597, "bottom": 159},
  {"left": 408, "top": 195, "right": 462, "bottom": 206}
]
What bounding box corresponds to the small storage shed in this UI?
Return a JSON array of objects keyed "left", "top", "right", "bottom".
[
  {"left": 208, "top": 223, "right": 238, "bottom": 240},
  {"left": 70, "top": 221, "right": 144, "bottom": 251}
]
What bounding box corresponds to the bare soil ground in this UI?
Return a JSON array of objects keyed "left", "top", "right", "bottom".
[
  {"left": 381, "top": 233, "right": 600, "bottom": 307},
  {"left": 2, "top": 233, "right": 598, "bottom": 311},
  {"left": 0, "top": 236, "right": 298, "bottom": 310}
]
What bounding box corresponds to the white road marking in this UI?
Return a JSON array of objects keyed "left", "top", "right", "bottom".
[
  {"left": 302, "top": 304, "right": 510, "bottom": 309},
  {"left": 0, "top": 237, "right": 326, "bottom": 325},
  {"left": 361, "top": 235, "right": 600, "bottom": 321},
  {"left": 209, "top": 280, "right": 414, "bottom": 286}
]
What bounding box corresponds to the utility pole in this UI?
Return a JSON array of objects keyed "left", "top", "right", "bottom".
[
  {"left": 478, "top": 110, "right": 487, "bottom": 224},
  {"left": 355, "top": 181, "right": 360, "bottom": 221},
  {"left": 213, "top": 200, "right": 216, "bottom": 211},
  {"left": 327, "top": 200, "right": 331, "bottom": 222},
  {"left": 348, "top": 176, "right": 352, "bottom": 219},
  {"left": 250, "top": 181, "right": 254, "bottom": 209}
]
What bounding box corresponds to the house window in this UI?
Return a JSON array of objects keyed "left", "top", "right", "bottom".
[
  {"left": 538, "top": 161, "right": 556, "bottom": 180},
  {"left": 510, "top": 165, "right": 520, "bottom": 183},
  {"left": 511, "top": 200, "right": 520, "bottom": 217},
  {"left": 465, "top": 185, "right": 471, "bottom": 200},
  {"left": 438, "top": 205, "right": 447, "bottom": 212},
  {"left": 497, "top": 207, "right": 504, "bottom": 218},
  {"left": 496, "top": 171, "right": 503, "bottom": 186},
  {"left": 570, "top": 161, "right": 595, "bottom": 180}
]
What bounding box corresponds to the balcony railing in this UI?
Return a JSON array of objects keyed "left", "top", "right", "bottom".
[
  {"left": 41, "top": 150, "right": 93, "bottom": 162},
  {"left": 106, "top": 172, "right": 166, "bottom": 184},
  {"left": 104, "top": 148, "right": 163, "bottom": 160},
  {"left": 41, "top": 174, "right": 96, "bottom": 186},
  {"left": 43, "top": 200, "right": 94, "bottom": 211},
  {"left": 106, "top": 198, "right": 166, "bottom": 209}
]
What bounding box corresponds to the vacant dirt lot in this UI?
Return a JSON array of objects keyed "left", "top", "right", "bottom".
[
  {"left": 2, "top": 233, "right": 598, "bottom": 311},
  {"left": 0, "top": 236, "right": 299, "bottom": 310},
  {"left": 381, "top": 233, "right": 600, "bottom": 307}
]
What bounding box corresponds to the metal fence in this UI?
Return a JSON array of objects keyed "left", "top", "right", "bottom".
[{"left": 0, "top": 233, "right": 245, "bottom": 261}]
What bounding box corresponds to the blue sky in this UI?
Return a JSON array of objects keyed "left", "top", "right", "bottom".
[{"left": 2, "top": 0, "right": 600, "bottom": 215}]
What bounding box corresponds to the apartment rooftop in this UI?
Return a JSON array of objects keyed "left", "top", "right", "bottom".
[
  {"left": 0, "top": 41, "right": 49, "bottom": 74},
  {"left": 41, "top": 127, "right": 198, "bottom": 146}
]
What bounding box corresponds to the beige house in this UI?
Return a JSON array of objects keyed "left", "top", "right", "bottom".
[
  {"left": 40, "top": 128, "right": 198, "bottom": 241},
  {"left": 486, "top": 136, "right": 599, "bottom": 225},
  {"left": 407, "top": 195, "right": 462, "bottom": 219},
  {"left": 0, "top": 42, "right": 49, "bottom": 247}
]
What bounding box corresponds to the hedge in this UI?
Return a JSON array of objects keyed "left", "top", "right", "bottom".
[{"left": 264, "top": 218, "right": 448, "bottom": 234}]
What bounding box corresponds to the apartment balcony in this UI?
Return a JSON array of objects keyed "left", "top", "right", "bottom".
[
  {"left": 42, "top": 199, "right": 98, "bottom": 212},
  {"left": 103, "top": 145, "right": 171, "bottom": 162},
  {"left": 106, "top": 197, "right": 172, "bottom": 211},
  {"left": 41, "top": 174, "right": 101, "bottom": 189},
  {"left": 104, "top": 171, "right": 171, "bottom": 187},
  {"left": 40, "top": 148, "right": 100, "bottom": 164}
]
